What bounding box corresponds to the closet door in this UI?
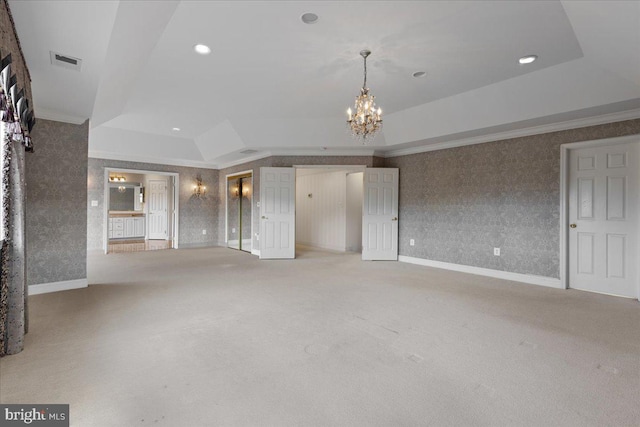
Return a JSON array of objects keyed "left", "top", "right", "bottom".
[
  {"left": 239, "top": 176, "right": 252, "bottom": 252},
  {"left": 259, "top": 167, "right": 295, "bottom": 259},
  {"left": 362, "top": 168, "right": 399, "bottom": 261},
  {"left": 227, "top": 177, "right": 241, "bottom": 250}
]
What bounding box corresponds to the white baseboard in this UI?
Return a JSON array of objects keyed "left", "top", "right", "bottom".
[
  {"left": 178, "top": 242, "right": 218, "bottom": 249},
  {"left": 398, "top": 256, "right": 563, "bottom": 289},
  {"left": 29, "top": 278, "right": 88, "bottom": 295},
  {"left": 251, "top": 249, "right": 261, "bottom": 257},
  {"left": 297, "top": 241, "right": 346, "bottom": 253}
]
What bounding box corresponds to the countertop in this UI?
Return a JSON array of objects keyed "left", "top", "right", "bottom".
[{"left": 109, "top": 211, "right": 145, "bottom": 217}]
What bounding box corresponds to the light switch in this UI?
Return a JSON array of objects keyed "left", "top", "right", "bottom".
[{"left": 91, "top": 200, "right": 98, "bottom": 207}]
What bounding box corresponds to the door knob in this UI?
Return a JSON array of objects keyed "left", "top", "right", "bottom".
[
  {"left": 569, "top": 224, "right": 577, "bottom": 228},
  {"left": 392, "top": 217, "right": 398, "bottom": 221},
  {"left": 262, "top": 216, "right": 268, "bottom": 219}
]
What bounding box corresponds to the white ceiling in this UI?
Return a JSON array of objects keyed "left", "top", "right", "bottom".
[{"left": 8, "top": 0, "right": 640, "bottom": 168}]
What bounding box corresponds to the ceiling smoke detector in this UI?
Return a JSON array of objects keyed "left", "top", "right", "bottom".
[{"left": 50, "top": 51, "right": 82, "bottom": 71}]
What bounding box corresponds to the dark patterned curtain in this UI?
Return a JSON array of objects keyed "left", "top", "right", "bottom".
[{"left": 0, "top": 46, "right": 34, "bottom": 356}]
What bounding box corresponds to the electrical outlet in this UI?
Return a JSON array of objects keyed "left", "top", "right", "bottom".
[
  {"left": 494, "top": 247, "right": 500, "bottom": 256},
  {"left": 202, "top": 229, "right": 207, "bottom": 235},
  {"left": 410, "top": 239, "right": 415, "bottom": 246}
]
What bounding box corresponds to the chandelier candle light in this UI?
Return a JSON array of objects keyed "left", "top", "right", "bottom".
[{"left": 347, "top": 49, "right": 382, "bottom": 144}]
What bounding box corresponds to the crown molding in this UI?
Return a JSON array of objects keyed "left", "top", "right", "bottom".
[
  {"left": 268, "top": 148, "right": 377, "bottom": 157},
  {"left": 88, "top": 150, "right": 219, "bottom": 170},
  {"left": 216, "top": 148, "right": 378, "bottom": 170},
  {"left": 216, "top": 152, "right": 273, "bottom": 170},
  {"left": 383, "top": 108, "right": 640, "bottom": 158}
]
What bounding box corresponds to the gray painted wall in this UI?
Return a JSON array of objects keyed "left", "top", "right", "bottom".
[
  {"left": 385, "top": 119, "right": 640, "bottom": 278},
  {"left": 87, "top": 158, "right": 218, "bottom": 251},
  {"left": 26, "top": 119, "right": 88, "bottom": 285}
]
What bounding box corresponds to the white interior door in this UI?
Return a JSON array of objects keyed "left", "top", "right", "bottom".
[
  {"left": 569, "top": 141, "right": 639, "bottom": 297},
  {"left": 260, "top": 167, "right": 295, "bottom": 259},
  {"left": 362, "top": 168, "right": 399, "bottom": 261},
  {"left": 148, "top": 179, "right": 168, "bottom": 240}
]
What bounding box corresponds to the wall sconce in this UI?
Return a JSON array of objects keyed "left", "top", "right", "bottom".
[
  {"left": 109, "top": 175, "right": 126, "bottom": 182},
  {"left": 193, "top": 177, "right": 206, "bottom": 199}
]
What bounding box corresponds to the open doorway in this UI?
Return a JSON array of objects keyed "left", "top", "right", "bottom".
[
  {"left": 258, "top": 166, "right": 398, "bottom": 260},
  {"left": 104, "top": 168, "right": 179, "bottom": 254},
  {"left": 295, "top": 166, "right": 364, "bottom": 253}
]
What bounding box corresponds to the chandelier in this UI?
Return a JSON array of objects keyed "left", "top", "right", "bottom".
[{"left": 346, "top": 49, "right": 382, "bottom": 144}]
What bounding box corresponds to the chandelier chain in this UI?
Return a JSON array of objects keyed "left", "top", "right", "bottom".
[{"left": 363, "top": 55, "right": 367, "bottom": 89}]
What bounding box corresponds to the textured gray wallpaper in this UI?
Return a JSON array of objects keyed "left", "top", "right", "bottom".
[
  {"left": 385, "top": 119, "right": 640, "bottom": 278},
  {"left": 87, "top": 158, "right": 218, "bottom": 251},
  {"left": 26, "top": 119, "right": 88, "bottom": 285}
]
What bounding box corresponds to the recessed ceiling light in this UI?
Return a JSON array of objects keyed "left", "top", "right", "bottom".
[
  {"left": 172, "top": 127, "right": 181, "bottom": 131},
  {"left": 412, "top": 71, "right": 427, "bottom": 78},
  {"left": 301, "top": 13, "right": 319, "bottom": 24},
  {"left": 193, "top": 44, "right": 211, "bottom": 55},
  {"left": 518, "top": 55, "right": 538, "bottom": 65}
]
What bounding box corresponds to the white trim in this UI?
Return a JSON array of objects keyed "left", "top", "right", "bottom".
[
  {"left": 384, "top": 109, "right": 640, "bottom": 158},
  {"left": 559, "top": 134, "right": 640, "bottom": 299},
  {"left": 90, "top": 150, "right": 219, "bottom": 170},
  {"left": 217, "top": 152, "right": 272, "bottom": 169},
  {"left": 270, "top": 148, "right": 376, "bottom": 157},
  {"left": 251, "top": 249, "right": 261, "bottom": 257},
  {"left": 292, "top": 164, "right": 366, "bottom": 170},
  {"left": 398, "top": 256, "right": 562, "bottom": 289},
  {"left": 559, "top": 146, "right": 569, "bottom": 290},
  {"left": 177, "top": 242, "right": 218, "bottom": 249},
  {"left": 102, "top": 168, "right": 110, "bottom": 254},
  {"left": 216, "top": 150, "right": 376, "bottom": 170},
  {"left": 225, "top": 170, "right": 254, "bottom": 251},
  {"left": 28, "top": 278, "right": 88, "bottom": 295},
  {"left": 104, "top": 168, "right": 180, "bottom": 252}
]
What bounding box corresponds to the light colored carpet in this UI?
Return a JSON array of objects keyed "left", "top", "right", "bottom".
[{"left": 1, "top": 247, "right": 638, "bottom": 426}]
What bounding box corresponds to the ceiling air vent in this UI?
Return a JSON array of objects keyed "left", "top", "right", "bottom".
[
  {"left": 50, "top": 51, "right": 82, "bottom": 71},
  {"left": 240, "top": 149, "right": 258, "bottom": 155}
]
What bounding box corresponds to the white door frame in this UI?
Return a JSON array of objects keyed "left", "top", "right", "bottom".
[
  {"left": 293, "top": 165, "right": 366, "bottom": 253},
  {"left": 225, "top": 170, "right": 253, "bottom": 253},
  {"left": 559, "top": 134, "right": 640, "bottom": 298},
  {"left": 103, "top": 168, "right": 180, "bottom": 254}
]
